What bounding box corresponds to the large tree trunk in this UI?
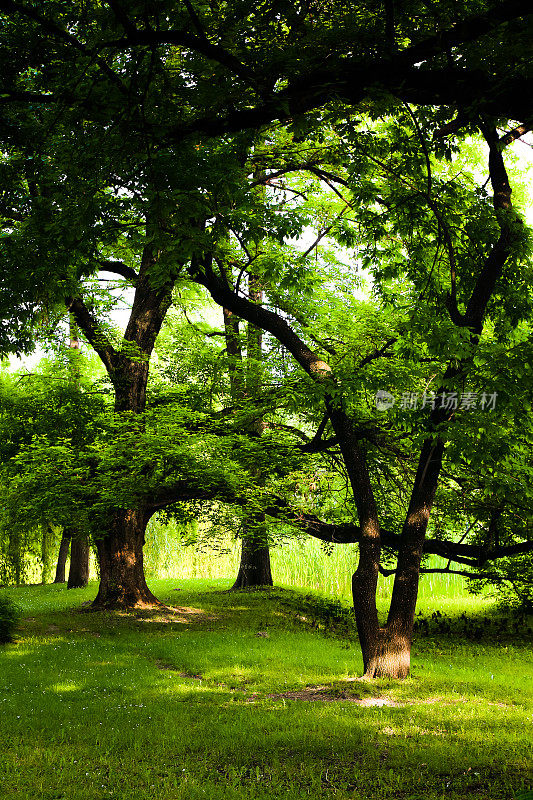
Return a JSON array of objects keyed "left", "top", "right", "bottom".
[
  {"left": 379, "top": 437, "right": 446, "bottom": 676},
  {"left": 54, "top": 532, "right": 71, "bottom": 583},
  {"left": 356, "top": 618, "right": 412, "bottom": 679},
  {"left": 232, "top": 527, "right": 273, "bottom": 588},
  {"left": 67, "top": 535, "right": 90, "bottom": 589},
  {"left": 93, "top": 508, "right": 160, "bottom": 608}
]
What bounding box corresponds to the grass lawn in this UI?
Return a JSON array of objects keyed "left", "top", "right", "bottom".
[{"left": 0, "top": 579, "right": 531, "bottom": 800}]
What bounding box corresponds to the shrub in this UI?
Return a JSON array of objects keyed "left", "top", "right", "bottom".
[{"left": 0, "top": 593, "right": 18, "bottom": 643}]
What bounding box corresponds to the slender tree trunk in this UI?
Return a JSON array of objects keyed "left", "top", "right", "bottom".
[
  {"left": 93, "top": 508, "right": 160, "bottom": 608},
  {"left": 8, "top": 530, "right": 23, "bottom": 586},
  {"left": 54, "top": 532, "right": 71, "bottom": 583},
  {"left": 67, "top": 535, "right": 90, "bottom": 589},
  {"left": 41, "top": 524, "right": 53, "bottom": 584},
  {"left": 60, "top": 317, "right": 90, "bottom": 591}
]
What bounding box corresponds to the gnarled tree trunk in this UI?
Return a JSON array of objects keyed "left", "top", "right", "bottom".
[
  {"left": 357, "top": 621, "right": 412, "bottom": 679},
  {"left": 69, "top": 238, "right": 173, "bottom": 610}
]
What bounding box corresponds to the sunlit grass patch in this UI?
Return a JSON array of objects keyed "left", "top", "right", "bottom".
[{"left": 0, "top": 580, "right": 531, "bottom": 800}]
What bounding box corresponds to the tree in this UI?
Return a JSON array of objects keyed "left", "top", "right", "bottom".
[
  {"left": 188, "top": 110, "right": 533, "bottom": 676},
  {"left": 0, "top": 3, "right": 258, "bottom": 606}
]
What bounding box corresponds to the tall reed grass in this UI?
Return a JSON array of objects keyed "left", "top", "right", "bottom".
[{"left": 143, "top": 517, "right": 471, "bottom": 605}]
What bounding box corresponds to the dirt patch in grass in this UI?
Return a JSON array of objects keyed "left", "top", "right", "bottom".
[
  {"left": 264, "top": 687, "right": 473, "bottom": 707},
  {"left": 154, "top": 659, "right": 203, "bottom": 678},
  {"left": 266, "top": 685, "right": 403, "bottom": 705},
  {"left": 127, "top": 605, "right": 218, "bottom": 626}
]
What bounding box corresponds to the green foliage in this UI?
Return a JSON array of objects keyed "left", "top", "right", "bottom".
[
  {"left": 468, "top": 553, "right": 533, "bottom": 612},
  {"left": 0, "top": 0, "right": 532, "bottom": 623}
]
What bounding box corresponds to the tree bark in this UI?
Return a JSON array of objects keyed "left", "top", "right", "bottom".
[
  {"left": 357, "top": 618, "right": 411, "bottom": 679},
  {"left": 54, "top": 532, "right": 71, "bottom": 583},
  {"left": 232, "top": 533, "right": 272, "bottom": 588},
  {"left": 93, "top": 508, "right": 160, "bottom": 608},
  {"left": 67, "top": 535, "right": 90, "bottom": 589}
]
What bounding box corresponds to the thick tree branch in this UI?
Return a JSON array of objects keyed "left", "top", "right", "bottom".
[
  {"left": 459, "top": 123, "right": 515, "bottom": 333},
  {"left": 98, "top": 260, "right": 139, "bottom": 284},
  {"left": 288, "top": 509, "right": 533, "bottom": 564},
  {"left": 499, "top": 122, "right": 532, "bottom": 148},
  {"left": 102, "top": 29, "right": 255, "bottom": 84},
  {"left": 194, "top": 265, "right": 331, "bottom": 381},
  {"left": 122, "top": 243, "right": 174, "bottom": 356}
]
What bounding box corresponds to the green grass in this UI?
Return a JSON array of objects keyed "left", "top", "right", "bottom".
[{"left": 1, "top": 579, "right": 531, "bottom": 800}]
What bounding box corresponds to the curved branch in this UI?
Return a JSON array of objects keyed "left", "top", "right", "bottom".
[
  {"left": 98, "top": 260, "right": 139, "bottom": 284},
  {"left": 102, "top": 29, "right": 255, "bottom": 85}
]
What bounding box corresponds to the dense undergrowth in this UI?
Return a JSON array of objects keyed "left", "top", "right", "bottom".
[{"left": 0, "top": 579, "right": 531, "bottom": 800}]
